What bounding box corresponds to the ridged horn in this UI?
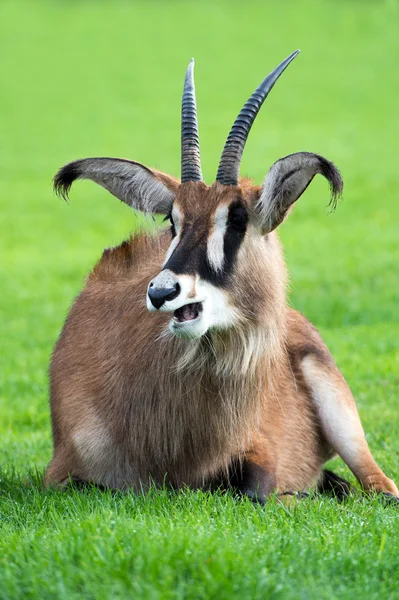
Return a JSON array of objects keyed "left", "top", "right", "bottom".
[
  {"left": 216, "top": 50, "right": 300, "bottom": 186},
  {"left": 181, "top": 59, "right": 202, "bottom": 183}
]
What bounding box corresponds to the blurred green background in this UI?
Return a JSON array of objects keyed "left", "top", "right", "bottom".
[{"left": 1, "top": 1, "right": 398, "bottom": 598}]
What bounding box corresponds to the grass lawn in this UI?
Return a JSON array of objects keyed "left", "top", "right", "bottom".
[{"left": 1, "top": 0, "right": 399, "bottom": 598}]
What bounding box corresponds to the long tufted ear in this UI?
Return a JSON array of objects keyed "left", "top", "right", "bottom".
[
  {"left": 53, "top": 157, "right": 180, "bottom": 214},
  {"left": 255, "top": 152, "right": 343, "bottom": 233}
]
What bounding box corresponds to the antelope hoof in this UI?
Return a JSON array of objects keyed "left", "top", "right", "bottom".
[
  {"left": 277, "top": 491, "right": 310, "bottom": 506},
  {"left": 380, "top": 492, "right": 399, "bottom": 506}
]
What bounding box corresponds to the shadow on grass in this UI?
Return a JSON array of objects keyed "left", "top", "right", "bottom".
[{"left": 0, "top": 466, "right": 397, "bottom": 519}]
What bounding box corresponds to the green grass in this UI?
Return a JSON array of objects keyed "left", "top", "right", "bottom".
[{"left": 1, "top": 0, "right": 399, "bottom": 598}]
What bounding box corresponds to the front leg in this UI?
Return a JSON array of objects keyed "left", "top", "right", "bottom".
[{"left": 301, "top": 352, "right": 399, "bottom": 499}]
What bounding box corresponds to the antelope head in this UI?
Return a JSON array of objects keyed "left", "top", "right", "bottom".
[{"left": 54, "top": 51, "right": 342, "bottom": 340}]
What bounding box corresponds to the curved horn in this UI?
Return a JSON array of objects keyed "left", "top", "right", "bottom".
[
  {"left": 181, "top": 59, "right": 203, "bottom": 183},
  {"left": 216, "top": 50, "right": 300, "bottom": 186}
]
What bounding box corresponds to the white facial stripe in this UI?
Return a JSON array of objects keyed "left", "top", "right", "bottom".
[
  {"left": 163, "top": 233, "right": 180, "bottom": 266},
  {"left": 162, "top": 206, "right": 182, "bottom": 266},
  {"left": 207, "top": 205, "right": 229, "bottom": 273},
  {"left": 171, "top": 206, "right": 182, "bottom": 234}
]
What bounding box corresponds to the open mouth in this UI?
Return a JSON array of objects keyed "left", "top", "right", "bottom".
[{"left": 173, "top": 302, "right": 203, "bottom": 323}]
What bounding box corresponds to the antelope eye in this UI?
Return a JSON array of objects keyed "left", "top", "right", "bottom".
[
  {"left": 228, "top": 206, "right": 248, "bottom": 231},
  {"left": 163, "top": 213, "right": 176, "bottom": 237}
]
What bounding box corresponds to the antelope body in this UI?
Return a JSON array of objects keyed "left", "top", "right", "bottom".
[{"left": 46, "top": 52, "right": 398, "bottom": 502}]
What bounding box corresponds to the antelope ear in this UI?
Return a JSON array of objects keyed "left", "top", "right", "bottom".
[
  {"left": 53, "top": 157, "right": 179, "bottom": 214},
  {"left": 255, "top": 152, "right": 343, "bottom": 233}
]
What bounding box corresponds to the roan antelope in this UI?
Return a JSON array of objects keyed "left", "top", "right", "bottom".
[{"left": 46, "top": 51, "right": 399, "bottom": 503}]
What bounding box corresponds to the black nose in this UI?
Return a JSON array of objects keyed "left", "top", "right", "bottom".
[{"left": 148, "top": 282, "right": 180, "bottom": 309}]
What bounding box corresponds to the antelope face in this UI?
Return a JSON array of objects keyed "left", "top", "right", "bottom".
[
  {"left": 147, "top": 184, "right": 253, "bottom": 338},
  {"left": 54, "top": 52, "right": 342, "bottom": 341}
]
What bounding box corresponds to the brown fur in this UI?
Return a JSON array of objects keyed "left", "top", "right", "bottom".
[{"left": 46, "top": 179, "right": 398, "bottom": 499}]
